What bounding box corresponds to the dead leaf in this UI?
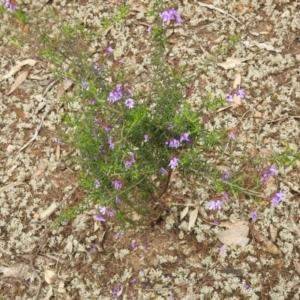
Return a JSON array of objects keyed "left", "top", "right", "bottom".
[
  {"left": 218, "top": 225, "right": 249, "bottom": 246},
  {"left": 252, "top": 228, "right": 280, "bottom": 254},
  {"left": 6, "top": 144, "right": 16, "bottom": 153},
  {"left": 270, "top": 224, "right": 278, "bottom": 242},
  {"left": 44, "top": 269, "right": 57, "bottom": 285},
  {"left": 275, "top": 258, "right": 284, "bottom": 269},
  {"left": 31, "top": 161, "right": 46, "bottom": 178},
  {"left": 233, "top": 73, "right": 241, "bottom": 89},
  {"left": 236, "top": 1, "right": 244, "bottom": 12},
  {"left": 294, "top": 261, "right": 300, "bottom": 275},
  {"left": 56, "top": 144, "right": 60, "bottom": 161},
  {"left": 180, "top": 206, "right": 189, "bottom": 220},
  {"left": 283, "top": 207, "right": 300, "bottom": 238},
  {"left": 217, "top": 57, "right": 249, "bottom": 70},
  {"left": 0, "top": 264, "right": 30, "bottom": 278},
  {"left": 188, "top": 207, "right": 198, "bottom": 231},
  {"left": 1, "top": 59, "right": 37, "bottom": 81},
  {"left": 243, "top": 40, "right": 275, "bottom": 51},
  {"left": 218, "top": 220, "right": 249, "bottom": 246},
  {"left": 281, "top": 9, "right": 290, "bottom": 18},
  {"left": 42, "top": 286, "right": 53, "bottom": 300},
  {"left": 254, "top": 111, "right": 262, "bottom": 118},
  {"left": 57, "top": 281, "right": 67, "bottom": 294},
  {"left": 7, "top": 71, "right": 29, "bottom": 95}
]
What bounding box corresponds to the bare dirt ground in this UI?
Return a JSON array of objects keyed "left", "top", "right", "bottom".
[{"left": 1, "top": 0, "right": 300, "bottom": 299}]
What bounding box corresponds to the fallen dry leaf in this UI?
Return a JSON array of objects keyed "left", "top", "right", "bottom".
[
  {"left": 180, "top": 206, "right": 189, "bottom": 221},
  {"left": 7, "top": 71, "right": 29, "bottom": 95},
  {"left": 217, "top": 57, "right": 249, "bottom": 70},
  {"left": 270, "top": 224, "right": 278, "bottom": 242},
  {"left": 31, "top": 161, "right": 46, "bottom": 178},
  {"left": 294, "top": 261, "right": 300, "bottom": 275},
  {"left": 57, "top": 281, "right": 67, "bottom": 294},
  {"left": 42, "top": 286, "right": 53, "bottom": 300},
  {"left": 252, "top": 228, "right": 280, "bottom": 254},
  {"left": 1, "top": 59, "right": 37, "bottom": 81},
  {"left": 281, "top": 9, "right": 290, "bottom": 18},
  {"left": 44, "top": 269, "right": 57, "bottom": 285},
  {"left": 188, "top": 207, "right": 198, "bottom": 231},
  {"left": 218, "top": 220, "right": 250, "bottom": 246},
  {"left": 236, "top": 1, "right": 244, "bottom": 12},
  {"left": 0, "top": 264, "right": 30, "bottom": 278},
  {"left": 283, "top": 207, "right": 300, "bottom": 238}
]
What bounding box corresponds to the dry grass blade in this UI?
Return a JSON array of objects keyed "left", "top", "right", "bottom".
[{"left": 188, "top": 207, "right": 198, "bottom": 231}]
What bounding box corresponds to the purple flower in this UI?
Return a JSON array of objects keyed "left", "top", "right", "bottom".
[
  {"left": 229, "top": 131, "right": 236, "bottom": 139},
  {"left": 112, "top": 179, "right": 123, "bottom": 190},
  {"left": 129, "top": 291, "right": 135, "bottom": 298},
  {"left": 108, "top": 84, "right": 123, "bottom": 103},
  {"left": 90, "top": 98, "right": 95, "bottom": 105},
  {"left": 223, "top": 171, "right": 230, "bottom": 180},
  {"left": 244, "top": 283, "right": 250, "bottom": 290},
  {"left": 159, "top": 167, "right": 168, "bottom": 176},
  {"left": 260, "top": 165, "right": 277, "bottom": 182},
  {"left": 126, "top": 88, "right": 132, "bottom": 95},
  {"left": 144, "top": 134, "right": 149, "bottom": 142},
  {"left": 108, "top": 209, "right": 116, "bottom": 217},
  {"left": 147, "top": 26, "right": 152, "bottom": 34},
  {"left": 99, "top": 206, "right": 107, "bottom": 215},
  {"left": 167, "top": 138, "right": 180, "bottom": 148},
  {"left": 250, "top": 211, "right": 258, "bottom": 221},
  {"left": 107, "top": 138, "right": 115, "bottom": 150},
  {"left": 131, "top": 242, "right": 137, "bottom": 250},
  {"left": 223, "top": 193, "right": 229, "bottom": 201},
  {"left": 236, "top": 89, "right": 245, "bottom": 98},
  {"left": 116, "top": 196, "right": 121, "bottom": 204},
  {"left": 57, "top": 138, "right": 64, "bottom": 145},
  {"left": 81, "top": 79, "right": 89, "bottom": 91},
  {"left": 125, "top": 98, "right": 134, "bottom": 108},
  {"left": 124, "top": 152, "right": 136, "bottom": 169},
  {"left": 218, "top": 245, "right": 225, "bottom": 252},
  {"left": 106, "top": 46, "right": 113, "bottom": 54},
  {"left": 271, "top": 191, "right": 285, "bottom": 206},
  {"left": 180, "top": 132, "right": 191, "bottom": 143},
  {"left": 168, "top": 157, "right": 179, "bottom": 170},
  {"left": 112, "top": 284, "right": 121, "bottom": 297},
  {"left": 225, "top": 94, "right": 233, "bottom": 102},
  {"left": 208, "top": 200, "right": 223, "bottom": 210},
  {"left": 2, "top": 0, "right": 17, "bottom": 12},
  {"left": 94, "top": 180, "right": 100, "bottom": 189},
  {"left": 167, "top": 123, "right": 173, "bottom": 130},
  {"left": 94, "top": 214, "right": 106, "bottom": 222},
  {"left": 159, "top": 9, "right": 182, "bottom": 25},
  {"left": 130, "top": 278, "right": 137, "bottom": 283}
]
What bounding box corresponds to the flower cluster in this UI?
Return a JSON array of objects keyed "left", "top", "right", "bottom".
[
  {"left": 225, "top": 88, "right": 245, "bottom": 102},
  {"left": 107, "top": 84, "right": 134, "bottom": 108},
  {"left": 112, "top": 284, "right": 121, "bottom": 297},
  {"left": 208, "top": 200, "right": 223, "bottom": 210},
  {"left": 124, "top": 152, "right": 136, "bottom": 169},
  {"left": 260, "top": 165, "right": 277, "bottom": 182},
  {"left": 159, "top": 9, "right": 182, "bottom": 25},
  {"left": 166, "top": 132, "right": 191, "bottom": 148},
  {"left": 93, "top": 206, "right": 116, "bottom": 222},
  {"left": 271, "top": 191, "right": 285, "bottom": 206},
  {"left": 2, "top": 0, "right": 17, "bottom": 12}
]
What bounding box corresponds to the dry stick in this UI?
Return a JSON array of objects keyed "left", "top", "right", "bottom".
[
  {"left": 30, "top": 259, "right": 42, "bottom": 300},
  {"left": 35, "top": 184, "right": 78, "bottom": 223},
  {"left": 199, "top": 2, "right": 241, "bottom": 24},
  {"left": 18, "top": 104, "right": 53, "bottom": 153}
]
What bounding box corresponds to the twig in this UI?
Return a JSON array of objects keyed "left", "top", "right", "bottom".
[
  {"left": 30, "top": 259, "right": 42, "bottom": 300},
  {"left": 35, "top": 184, "right": 78, "bottom": 222},
  {"left": 18, "top": 104, "right": 53, "bottom": 153},
  {"left": 199, "top": 2, "right": 241, "bottom": 24}
]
